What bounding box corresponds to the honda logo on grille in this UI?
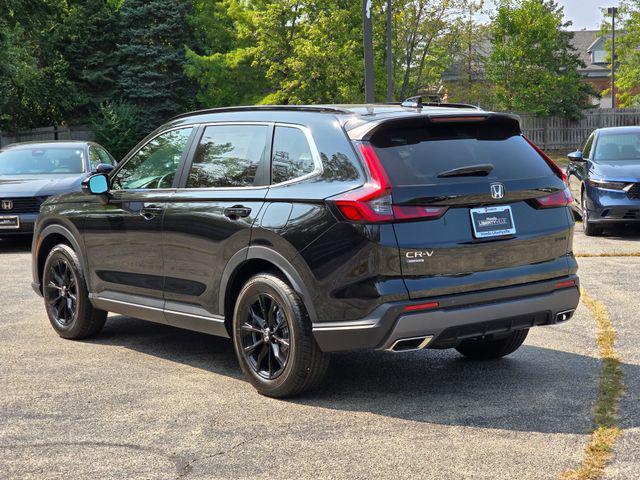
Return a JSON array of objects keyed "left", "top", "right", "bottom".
[
  {"left": 490, "top": 183, "right": 505, "bottom": 199},
  {"left": 1, "top": 200, "right": 12, "bottom": 210}
]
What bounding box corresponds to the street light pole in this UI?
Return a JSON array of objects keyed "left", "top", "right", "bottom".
[
  {"left": 608, "top": 6, "right": 618, "bottom": 110},
  {"left": 363, "top": 0, "right": 375, "bottom": 103},
  {"left": 386, "top": 0, "right": 393, "bottom": 102}
]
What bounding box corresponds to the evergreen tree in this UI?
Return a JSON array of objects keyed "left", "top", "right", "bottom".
[{"left": 116, "top": 0, "right": 197, "bottom": 127}]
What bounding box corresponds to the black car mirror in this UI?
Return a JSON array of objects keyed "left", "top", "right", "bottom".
[
  {"left": 92, "top": 163, "right": 115, "bottom": 175},
  {"left": 567, "top": 150, "right": 584, "bottom": 162},
  {"left": 82, "top": 173, "right": 110, "bottom": 196}
]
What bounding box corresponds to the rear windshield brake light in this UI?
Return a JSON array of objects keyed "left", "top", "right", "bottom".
[
  {"left": 430, "top": 116, "right": 488, "bottom": 123},
  {"left": 330, "top": 143, "right": 448, "bottom": 223}
]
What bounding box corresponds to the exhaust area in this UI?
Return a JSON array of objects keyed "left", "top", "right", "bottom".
[{"left": 387, "top": 335, "right": 433, "bottom": 352}]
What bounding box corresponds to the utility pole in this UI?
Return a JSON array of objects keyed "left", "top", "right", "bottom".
[
  {"left": 608, "top": 6, "right": 618, "bottom": 110},
  {"left": 386, "top": 0, "right": 393, "bottom": 102},
  {"left": 363, "top": 0, "right": 375, "bottom": 103}
]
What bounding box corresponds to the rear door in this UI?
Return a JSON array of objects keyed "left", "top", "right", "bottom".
[
  {"left": 368, "top": 116, "right": 574, "bottom": 298},
  {"left": 161, "top": 123, "right": 271, "bottom": 329}
]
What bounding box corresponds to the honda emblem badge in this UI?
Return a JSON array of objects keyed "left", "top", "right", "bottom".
[
  {"left": 490, "top": 183, "right": 505, "bottom": 200},
  {"left": 1, "top": 200, "right": 13, "bottom": 210}
]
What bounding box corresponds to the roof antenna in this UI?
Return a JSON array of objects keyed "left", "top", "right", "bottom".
[{"left": 401, "top": 96, "right": 423, "bottom": 109}]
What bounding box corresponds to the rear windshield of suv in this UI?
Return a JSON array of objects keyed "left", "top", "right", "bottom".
[{"left": 370, "top": 122, "right": 553, "bottom": 186}]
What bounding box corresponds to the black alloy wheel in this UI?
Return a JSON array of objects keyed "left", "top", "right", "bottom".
[
  {"left": 239, "top": 293, "right": 291, "bottom": 380},
  {"left": 42, "top": 244, "right": 107, "bottom": 339},
  {"left": 45, "top": 257, "right": 78, "bottom": 327}
]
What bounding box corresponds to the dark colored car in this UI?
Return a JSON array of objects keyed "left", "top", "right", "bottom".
[
  {"left": 0, "top": 141, "right": 116, "bottom": 236},
  {"left": 567, "top": 126, "right": 640, "bottom": 236},
  {"left": 31, "top": 103, "right": 580, "bottom": 397}
]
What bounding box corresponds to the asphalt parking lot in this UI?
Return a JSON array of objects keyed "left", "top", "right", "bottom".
[{"left": 1, "top": 226, "right": 639, "bottom": 479}]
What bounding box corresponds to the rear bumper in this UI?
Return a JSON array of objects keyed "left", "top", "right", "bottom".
[{"left": 312, "top": 276, "right": 580, "bottom": 352}]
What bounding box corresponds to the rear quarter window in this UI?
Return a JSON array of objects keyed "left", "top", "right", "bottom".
[{"left": 370, "top": 122, "right": 554, "bottom": 186}]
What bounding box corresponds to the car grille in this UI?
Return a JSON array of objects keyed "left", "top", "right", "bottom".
[
  {"left": 0, "top": 197, "right": 45, "bottom": 214},
  {"left": 627, "top": 183, "right": 640, "bottom": 199}
]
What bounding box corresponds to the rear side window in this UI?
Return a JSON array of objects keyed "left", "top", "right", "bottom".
[
  {"left": 271, "top": 126, "right": 316, "bottom": 184},
  {"left": 187, "top": 124, "right": 269, "bottom": 188},
  {"left": 370, "top": 122, "right": 553, "bottom": 185}
]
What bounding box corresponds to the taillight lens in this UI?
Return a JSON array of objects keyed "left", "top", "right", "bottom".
[
  {"left": 331, "top": 143, "right": 448, "bottom": 223},
  {"left": 523, "top": 136, "right": 567, "bottom": 182},
  {"left": 532, "top": 187, "right": 573, "bottom": 208}
]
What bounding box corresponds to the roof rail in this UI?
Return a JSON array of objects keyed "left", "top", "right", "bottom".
[
  {"left": 398, "top": 96, "right": 482, "bottom": 110},
  {"left": 169, "top": 104, "right": 354, "bottom": 121}
]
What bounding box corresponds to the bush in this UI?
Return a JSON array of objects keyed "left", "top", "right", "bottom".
[{"left": 90, "top": 101, "right": 144, "bottom": 160}]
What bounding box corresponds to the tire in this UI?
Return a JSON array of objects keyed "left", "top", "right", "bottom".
[
  {"left": 582, "top": 192, "right": 602, "bottom": 237},
  {"left": 232, "top": 273, "right": 329, "bottom": 398},
  {"left": 455, "top": 329, "right": 529, "bottom": 360},
  {"left": 42, "top": 244, "right": 107, "bottom": 339}
]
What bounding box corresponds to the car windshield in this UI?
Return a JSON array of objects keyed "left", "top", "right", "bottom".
[
  {"left": 594, "top": 132, "right": 640, "bottom": 162},
  {"left": 0, "top": 147, "right": 85, "bottom": 175}
]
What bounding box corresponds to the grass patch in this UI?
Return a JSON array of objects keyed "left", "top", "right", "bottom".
[{"left": 560, "top": 289, "right": 624, "bottom": 480}]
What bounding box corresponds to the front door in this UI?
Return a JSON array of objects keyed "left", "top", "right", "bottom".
[
  {"left": 82, "top": 127, "right": 195, "bottom": 311},
  {"left": 162, "top": 123, "right": 271, "bottom": 330}
]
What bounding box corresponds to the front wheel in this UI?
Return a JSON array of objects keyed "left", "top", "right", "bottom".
[
  {"left": 232, "top": 273, "right": 329, "bottom": 398},
  {"left": 582, "top": 193, "right": 603, "bottom": 236},
  {"left": 42, "top": 244, "right": 107, "bottom": 339},
  {"left": 455, "top": 329, "right": 529, "bottom": 360}
]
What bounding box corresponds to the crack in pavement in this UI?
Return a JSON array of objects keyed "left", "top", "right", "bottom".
[{"left": 175, "top": 436, "right": 256, "bottom": 479}]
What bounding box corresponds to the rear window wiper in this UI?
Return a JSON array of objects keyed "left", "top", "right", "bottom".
[{"left": 436, "top": 163, "right": 494, "bottom": 178}]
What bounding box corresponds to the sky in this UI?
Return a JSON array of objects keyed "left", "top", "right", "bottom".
[
  {"left": 482, "top": 0, "right": 620, "bottom": 30},
  {"left": 558, "top": 0, "right": 620, "bottom": 30}
]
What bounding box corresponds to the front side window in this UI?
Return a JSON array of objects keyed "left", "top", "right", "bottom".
[
  {"left": 96, "top": 146, "right": 114, "bottom": 165},
  {"left": 111, "top": 128, "right": 193, "bottom": 190},
  {"left": 271, "top": 126, "right": 316, "bottom": 184},
  {"left": 88, "top": 146, "right": 102, "bottom": 171},
  {"left": 186, "top": 124, "right": 268, "bottom": 188},
  {"left": 582, "top": 134, "right": 595, "bottom": 159}
]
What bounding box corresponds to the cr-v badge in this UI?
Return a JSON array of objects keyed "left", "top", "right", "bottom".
[
  {"left": 406, "top": 250, "right": 434, "bottom": 263},
  {"left": 490, "top": 183, "right": 505, "bottom": 199}
]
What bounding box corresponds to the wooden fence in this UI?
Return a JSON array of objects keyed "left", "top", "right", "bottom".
[
  {"left": 0, "top": 125, "right": 94, "bottom": 148},
  {"left": 518, "top": 108, "right": 640, "bottom": 151}
]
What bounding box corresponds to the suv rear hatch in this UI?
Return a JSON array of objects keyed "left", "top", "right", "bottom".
[{"left": 336, "top": 114, "right": 576, "bottom": 299}]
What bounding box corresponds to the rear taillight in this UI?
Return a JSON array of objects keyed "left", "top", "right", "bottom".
[
  {"left": 523, "top": 136, "right": 567, "bottom": 182},
  {"left": 331, "top": 143, "right": 448, "bottom": 223},
  {"left": 532, "top": 187, "right": 574, "bottom": 209}
]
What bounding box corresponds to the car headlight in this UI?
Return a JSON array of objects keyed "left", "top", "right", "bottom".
[{"left": 588, "top": 179, "right": 630, "bottom": 190}]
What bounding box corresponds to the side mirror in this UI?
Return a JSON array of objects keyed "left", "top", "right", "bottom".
[
  {"left": 82, "top": 173, "right": 110, "bottom": 195},
  {"left": 92, "top": 163, "right": 115, "bottom": 174},
  {"left": 567, "top": 150, "right": 584, "bottom": 162}
]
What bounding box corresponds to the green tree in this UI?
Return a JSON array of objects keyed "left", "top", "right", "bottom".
[
  {"left": 487, "top": 0, "right": 594, "bottom": 119},
  {"left": 116, "top": 0, "right": 197, "bottom": 126},
  {"left": 55, "top": 0, "right": 122, "bottom": 119},
  {"left": 602, "top": 1, "right": 640, "bottom": 107},
  {"left": 185, "top": 0, "right": 268, "bottom": 107},
  {"left": 0, "top": 0, "right": 78, "bottom": 130},
  {"left": 445, "top": 0, "right": 494, "bottom": 107}
]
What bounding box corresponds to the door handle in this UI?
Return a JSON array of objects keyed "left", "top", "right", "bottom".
[
  {"left": 224, "top": 205, "right": 252, "bottom": 219},
  {"left": 140, "top": 204, "right": 164, "bottom": 220}
]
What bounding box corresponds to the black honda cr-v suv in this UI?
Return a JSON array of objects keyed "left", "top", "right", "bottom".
[{"left": 32, "top": 101, "right": 580, "bottom": 397}]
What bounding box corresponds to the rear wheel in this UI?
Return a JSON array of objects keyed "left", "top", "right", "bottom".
[
  {"left": 582, "top": 192, "right": 603, "bottom": 236},
  {"left": 42, "top": 244, "right": 107, "bottom": 339},
  {"left": 232, "top": 273, "right": 329, "bottom": 398},
  {"left": 455, "top": 329, "right": 529, "bottom": 360}
]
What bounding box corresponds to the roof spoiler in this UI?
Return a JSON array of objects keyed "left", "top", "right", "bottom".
[{"left": 398, "top": 96, "right": 483, "bottom": 111}]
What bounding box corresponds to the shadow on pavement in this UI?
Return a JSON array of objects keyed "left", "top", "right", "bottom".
[
  {"left": 595, "top": 223, "right": 640, "bottom": 239},
  {"left": 0, "top": 237, "right": 32, "bottom": 253},
  {"left": 90, "top": 315, "right": 607, "bottom": 435}
]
